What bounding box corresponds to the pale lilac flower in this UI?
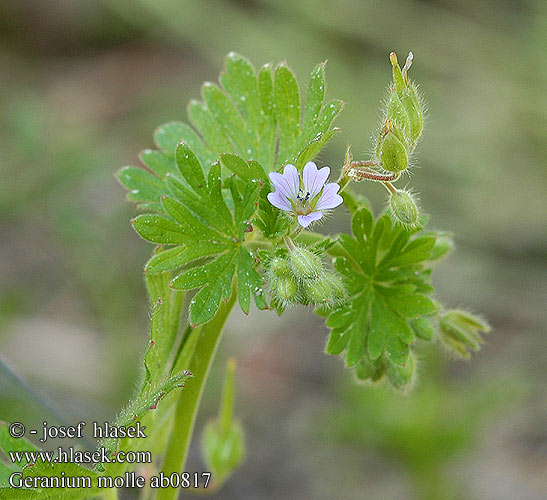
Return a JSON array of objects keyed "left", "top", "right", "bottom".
[{"left": 267, "top": 162, "right": 343, "bottom": 228}]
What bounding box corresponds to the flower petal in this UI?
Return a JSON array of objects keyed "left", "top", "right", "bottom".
[
  {"left": 297, "top": 211, "right": 323, "bottom": 228},
  {"left": 303, "top": 162, "right": 330, "bottom": 199},
  {"left": 267, "top": 191, "right": 293, "bottom": 212},
  {"left": 315, "top": 182, "right": 343, "bottom": 211},
  {"left": 269, "top": 164, "right": 299, "bottom": 201}
]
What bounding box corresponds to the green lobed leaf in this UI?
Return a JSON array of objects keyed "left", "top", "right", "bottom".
[
  {"left": 323, "top": 205, "right": 444, "bottom": 383},
  {"left": 302, "top": 61, "right": 326, "bottom": 134},
  {"left": 221, "top": 153, "right": 267, "bottom": 183},
  {"left": 117, "top": 166, "right": 165, "bottom": 203},
  {"left": 144, "top": 146, "right": 268, "bottom": 324},
  {"left": 131, "top": 214, "right": 188, "bottom": 245},
  {"left": 274, "top": 64, "right": 300, "bottom": 166},
  {"left": 139, "top": 149, "right": 175, "bottom": 179}
]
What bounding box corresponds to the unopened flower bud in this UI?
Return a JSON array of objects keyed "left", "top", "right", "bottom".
[
  {"left": 302, "top": 271, "right": 346, "bottom": 307},
  {"left": 389, "top": 189, "right": 419, "bottom": 227},
  {"left": 387, "top": 91, "right": 412, "bottom": 134},
  {"left": 430, "top": 233, "right": 454, "bottom": 260},
  {"left": 302, "top": 277, "right": 333, "bottom": 304},
  {"left": 271, "top": 275, "right": 299, "bottom": 303},
  {"left": 439, "top": 309, "right": 490, "bottom": 359},
  {"left": 400, "top": 85, "right": 423, "bottom": 144},
  {"left": 386, "top": 352, "right": 416, "bottom": 391},
  {"left": 288, "top": 247, "right": 323, "bottom": 280},
  {"left": 390, "top": 51, "right": 405, "bottom": 93},
  {"left": 322, "top": 272, "right": 346, "bottom": 302},
  {"left": 388, "top": 51, "right": 423, "bottom": 147},
  {"left": 410, "top": 317, "right": 435, "bottom": 341},
  {"left": 376, "top": 120, "right": 409, "bottom": 173},
  {"left": 269, "top": 257, "right": 290, "bottom": 277}
]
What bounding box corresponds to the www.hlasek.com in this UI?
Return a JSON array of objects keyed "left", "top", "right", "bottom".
[{"left": 9, "top": 447, "right": 151, "bottom": 465}]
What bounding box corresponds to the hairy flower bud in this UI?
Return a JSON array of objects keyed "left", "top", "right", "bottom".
[
  {"left": 387, "top": 51, "right": 423, "bottom": 149},
  {"left": 376, "top": 120, "right": 409, "bottom": 173},
  {"left": 430, "top": 233, "right": 454, "bottom": 261},
  {"left": 400, "top": 84, "right": 423, "bottom": 145},
  {"left": 271, "top": 275, "right": 299, "bottom": 303},
  {"left": 389, "top": 189, "right": 419, "bottom": 227},
  {"left": 269, "top": 257, "right": 291, "bottom": 277},
  {"left": 439, "top": 309, "right": 491, "bottom": 359},
  {"left": 322, "top": 272, "right": 346, "bottom": 302},
  {"left": 386, "top": 91, "right": 412, "bottom": 136},
  {"left": 300, "top": 270, "right": 346, "bottom": 307},
  {"left": 302, "top": 278, "right": 333, "bottom": 304},
  {"left": 386, "top": 352, "right": 416, "bottom": 391},
  {"left": 288, "top": 247, "right": 323, "bottom": 280}
]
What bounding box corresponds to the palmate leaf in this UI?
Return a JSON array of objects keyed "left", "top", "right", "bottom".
[
  {"left": 132, "top": 142, "right": 266, "bottom": 325},
  {"left": 116, "top": 53, "right": 343, "bottom": 221},
  {"left": 325, "top": 205, "right": 441, "bottom": 382}
]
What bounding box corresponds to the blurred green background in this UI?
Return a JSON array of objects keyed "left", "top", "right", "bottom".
[{"left": 1, "top": 1, "right": 546, "bottom": 499}]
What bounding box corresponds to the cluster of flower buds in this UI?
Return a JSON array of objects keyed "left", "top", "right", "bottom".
[
  {"left": 267, "top": 246, "right": 345, "bottom": 310},
  {"left": 345, "top": 51, "right": 425, "bottom": 229},
  {"left": 438, "top": 309, "right": 491, "bottom": 359}
]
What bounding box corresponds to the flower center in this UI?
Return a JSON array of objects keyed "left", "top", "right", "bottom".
[
  {"left": 294, "top": 189, "right": 314, "bottom": 215},
  {"left": 297, "top": 188, "right": 311, "bottom": 203}
]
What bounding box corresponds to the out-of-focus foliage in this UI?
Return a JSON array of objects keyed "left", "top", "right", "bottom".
[{"left": 322, "top": 352, "right": 524, "bottom": 500}]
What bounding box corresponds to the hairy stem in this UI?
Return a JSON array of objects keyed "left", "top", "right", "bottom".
[
  {"left": 349, "top": 163, "right": 400, "bottom": 182},
  {"left": 155, "top": 292, "right": 237, "bottom": 500}
]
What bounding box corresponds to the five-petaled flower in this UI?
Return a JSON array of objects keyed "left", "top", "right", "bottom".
[{"left": 267, "top": 162, "right": 343, "bottom": 228}]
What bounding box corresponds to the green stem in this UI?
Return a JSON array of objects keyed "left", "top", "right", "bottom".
[
  {"left": 220, "top": 358, "right": 236, "bottom": 434},
  {"left": 383, "top": 181, "right": 397, "bottom": 194},
  {"left": 155, "top": 292, "right": 237, "bottom": 500}
]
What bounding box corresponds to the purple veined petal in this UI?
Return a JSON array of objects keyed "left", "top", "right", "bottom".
[
  {"left": 269, "top": 164, "right": 300, "bottom": 201},
  {"left": 297, "top": 211, "right": 323, "bottom": 228},
  {"left": 267, "top": 191, "right": 293, "bottom": 212},
  {"left": 302, "top": 162, "right": 330, "bottom": 200},
  {"left": 315, "top": 182, "right": 343, "bottom": 211}
]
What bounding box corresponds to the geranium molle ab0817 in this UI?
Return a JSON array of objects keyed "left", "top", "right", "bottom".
[{"left": 267, "top": 162, "right": 343, "bottom": 227}]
